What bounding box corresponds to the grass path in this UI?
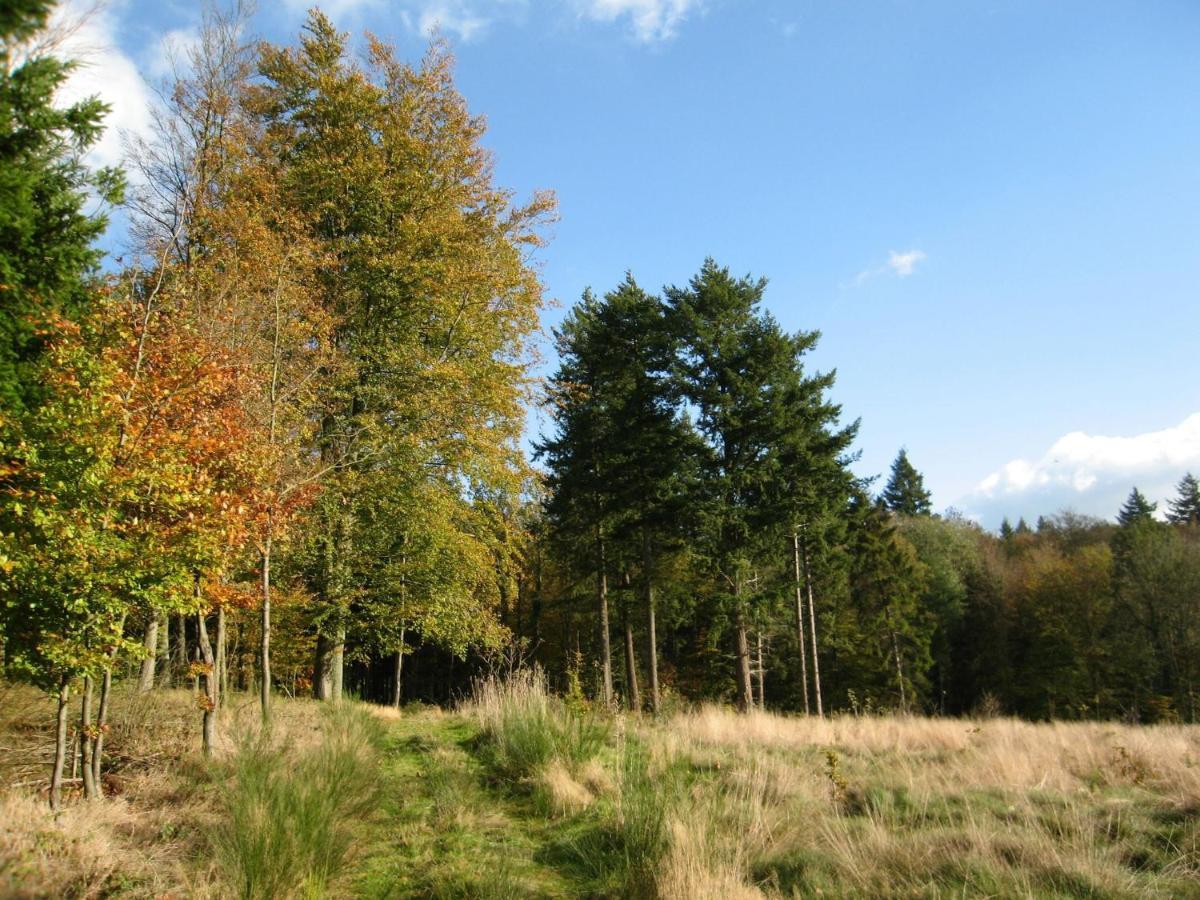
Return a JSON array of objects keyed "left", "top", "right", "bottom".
[{"left": 354, "top": 709, "right": 595, "bottom": 899}]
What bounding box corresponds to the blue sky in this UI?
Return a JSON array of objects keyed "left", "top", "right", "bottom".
[{"left": 57, "top": 0, "right": 1200, "bottom": 527}]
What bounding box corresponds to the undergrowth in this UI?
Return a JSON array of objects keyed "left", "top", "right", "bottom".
[{"left": 212, "top": 703, "right": 385, "bottom": 899}]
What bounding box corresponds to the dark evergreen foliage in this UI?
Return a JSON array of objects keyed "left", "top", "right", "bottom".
[
  {"left": 0, "top": 0, "right": 123, "bottom": 411},
  {"left": 881, "top": 449, "right": 932, "bottom": 516}
]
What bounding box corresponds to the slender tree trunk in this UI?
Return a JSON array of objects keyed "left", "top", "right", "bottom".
[
  {"left": 174, "top": 614, "right": 188, "bottom": 686},
  {"left": 792, "top": 530, "right": 811, "bottom": 715},
  {"left": 643, "top": 529, "right": 660, "bottom": 715},
  {"left": 734, "top": 578, "right": 753, "bottom": 713},
  {"left": 891, "top": 627, "right": 907, "bottom": 712},
  {"left": 260, "top": 533, "right": 272, "bottom": 721},
  {"left": 79, "top": 675, "right": 97, "bottom": 800},
  {"left": 49, "top": 679, "right": 70, "bottom": 811},
  {"left": 802, "top": 539, "right": 824, "bottom": 718},
  {"left": 755, "top": 631, "right": 766, "bottom": 709},
  {"left": 91, "top": 648, "right": 118, "bottom": 791},
  {"left": 157, "top": 612, "right": 170, "bottom": 687},
  {"left": 197, "top": 605, "right": 217, "bottom": 756},
  {"left": 622, "top": 597, "right": 640, "bottom": 712},
  {"left": 597, "top": 533, "right": 613, "bottom": 707},
  {"left": 138, "top": 617, "right": 159, "bottom": 692},
  {"left": 392, "top": 622, "right": 407, "bottom": 709},
  {"left": 216, "top": 605, "right": 227, "bottom": 704},
  {"left": 331, "top": 627, "right": 345, "bottom": 702}
]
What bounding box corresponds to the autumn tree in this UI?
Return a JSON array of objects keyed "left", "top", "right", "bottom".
[{"left": 253, "top": 14, "right": 553, "bottom": 701}]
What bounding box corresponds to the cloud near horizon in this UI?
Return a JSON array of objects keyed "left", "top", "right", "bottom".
[{"left": 961, "top": 413, "right": 1200, "bottom": 527}]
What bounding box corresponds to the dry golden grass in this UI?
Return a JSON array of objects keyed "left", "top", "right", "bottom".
[
  {"left": 0, "top": 681, "right": 357, "bottom": 898},
  {"left": 642, "top": 706, "right": 1200, "bottom": 898}
]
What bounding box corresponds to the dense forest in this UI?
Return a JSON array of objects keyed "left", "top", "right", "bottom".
[{"left": 3, "top": 0, "right": 1199, "bottom": 818}]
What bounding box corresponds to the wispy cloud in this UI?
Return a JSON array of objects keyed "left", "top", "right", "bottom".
[
  {"left": 360, "top": 0, "right": 700, "bottom": 43},
  {"left": 579, "top": 0, "right": 701, "bottom": 42},
  {"left": 145, "top": 26, "right": 200, "bottom": 82},
  {"left": 888, "top": 249, "right": 926, "bottom": 277},
  {"left": 846, "top": 248, "right": 927, "bottom": 288},
  {"left": 398, "top": 0, "right": 513, "bottom": 41},
  {"left": 961, "top": 413, "right": 1200, "bottom": 526}
]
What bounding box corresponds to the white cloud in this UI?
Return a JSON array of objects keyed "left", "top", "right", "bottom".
[
  {"left": 282, "top": 0, "right": 695, "bottom": 43},
  {"left": 888, "top": 249, "right": 926, "bottom": 277},
  {"left": 846, "top": 248, "right": 927, "bottom": 288},
  {"left": 282, "top": 0, "right": 383, "bottom": 20},
  {"left": 580, "top": 0, "right": 701, "bottom": 42},
  {"left": 45, "top": 1, "right": 157, "bottom": 172},
  {"left": 963, "top": 413, "right": 1200, "bottom": 526},
  {"left": 399, "top": 1, "right": 494, "bottom": 41},
  {"left": 145, "top": 26, "right": 200, "bottom": 82}
]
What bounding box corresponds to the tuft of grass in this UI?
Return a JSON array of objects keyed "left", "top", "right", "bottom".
[
  {"left": 211, "top": 702, "right": 384, "bottom": 899},
  {"left": 468, "top": 670, "right": 609, "bottom": 780}
]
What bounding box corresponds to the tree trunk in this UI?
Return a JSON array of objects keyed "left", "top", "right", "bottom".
[
  {"left": 643, "top": 529, "right": 660, "bottom": 715},
  {"left": 891, "top": 626, "right": 907, "bottom": 712},
  {"left": 597, "top": 533, "right": 613, "bottom": 707},
  {"left": 392, "top": 622, "right": 406, "bottom": 709},
  {"left": 734, "top": 581, "right": 753, "bottom": 713},
  {"left": 157, "top": 611, "right": 171, "bottom": 687},
  {"left": 49, "top": 679, "right": 70, "bottom": 810},
  {"left": 622, "top": 597, "right": 640, "bottom": 712},
  {"left": 91, "top": 639, "right": 120, "bottom": 792},
  {"left": 314, "top": 632, "right": 334, "bottom": 700},
  {"left": 792, "top": 530, "right": 811, "bottom": 715},
  {"left": 197, "top": 606, "right": 217, "bottom": 756},
  {"left": 260, "top": 534, "right": 272, "bottom": 721},
  {"left": 754, "top": 631, "right": 766, "bottom": 709},
  {"left": 138, "top": 616, "right": 159, "bottom": 692},
  {"left": 802, "top": 538, "right": 824, "bottom": 717},
  {"left": 174, "top": 614, "right": 188, "bottom": 686},
  {"left": 331, "top": 627, "right": 345, "bottom": 702},
  {"left": 216, "top": 605, "right": 227, "bottom": 704},
  {"left": 79, "top": 675, "right": 97, "bottom": 800}
]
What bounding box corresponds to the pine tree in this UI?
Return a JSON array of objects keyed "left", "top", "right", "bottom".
[
  {"left": 1117, "top": 487, "right": 1157, "bottom": 527},
  {"left": 1167, "top": 473, "right": 1200, "bottom": 527},
  {"left": 881, "top": 449, "right": 932, "bottom": 516},
  {"left": 999, "top": 518, "right": 1014, "bottom": 541}
]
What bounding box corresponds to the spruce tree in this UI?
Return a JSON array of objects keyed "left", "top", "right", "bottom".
[
  {"left": 1117, "top": 487, "right": 1157, "bottom": 527},
  {"left": 667, "top": 259, "right": 841, "bottom": 712},
  {"left": 0, "top": 0, "right": 123, "bottom": 412},
  {"left": 1166, "top": 473, "right": 1200, "bottom": 527},
  {"left": 881, "top": 449, "right": 933, "bottom": 516}
]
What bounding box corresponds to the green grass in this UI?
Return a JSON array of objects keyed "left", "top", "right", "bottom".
[
  {"left": 353, "top": 710, "right": 598, "bottom": 898},
  {"left": 213, "top": 703, "right": 385, "bottom": 899}
]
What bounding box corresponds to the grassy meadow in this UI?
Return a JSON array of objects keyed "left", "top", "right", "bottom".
[{"left": 2, "top": 676, "right": 1199, "bottom": 898}]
